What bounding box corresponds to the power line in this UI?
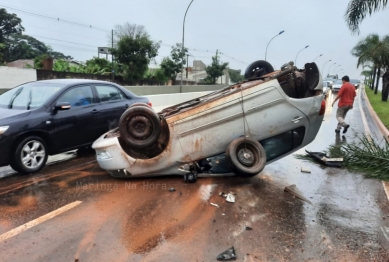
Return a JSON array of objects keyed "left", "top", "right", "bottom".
[
  {"left": 28, "top": 34, "right": 99, "bottom": 48},
  {"left": 25, "top": 23, "right": 106, "bottom": 41},
  {"left": 0, "top": 4, "right": 109, "bottom": 32}
]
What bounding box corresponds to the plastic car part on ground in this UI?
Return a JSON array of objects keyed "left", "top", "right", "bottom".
[
  {"left": 92, "top": 60, "right": 325, "bottom": 180},
  {"left": 305, "top": 150, "right": 343, "bottom": 167},
  {"left": 217, "top": 246, "right": 237, "bottom": 261}
]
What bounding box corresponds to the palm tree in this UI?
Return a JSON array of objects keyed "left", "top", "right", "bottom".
[
  {"left": 351, "top": 34, "right": 389, "bottom": 94},
  {"left": 345, "top": 0, "right": 389, "bottom": 34}
]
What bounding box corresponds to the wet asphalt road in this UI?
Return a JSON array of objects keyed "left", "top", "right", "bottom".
[{"left": 0, "top": 87, "right": 389, "bottom": 262}]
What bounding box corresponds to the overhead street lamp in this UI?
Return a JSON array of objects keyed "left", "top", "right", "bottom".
[
  {"left": 327, "top": 62, "right": 337, "bottom": 76},
  {"left": 313, "top": 54, "right": 323, "bottom": 62},
  {"left": 180, "top": 0, "right": 194, "bottom": 93},
  {"left": 294, "top": 45, "right": 309, "bottom": 67},
  {"left": 265, "top": 30, "right": 285, "bottom": 61},
  {"left": 322, "top": 59, "right": 332, "bottom": 77},
  {"left": 333, "top": 64, "right": 341, "bottom": 74}
]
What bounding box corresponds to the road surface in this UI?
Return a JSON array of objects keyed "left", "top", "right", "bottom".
[{"left": 0, "top": 88, "right": 388, "bottom": 261}]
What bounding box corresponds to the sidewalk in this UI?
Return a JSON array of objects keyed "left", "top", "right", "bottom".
[{"left": 362, "top": 86, "right": 389, "bottom": 143}]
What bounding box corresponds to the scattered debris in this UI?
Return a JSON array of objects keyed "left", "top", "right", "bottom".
[
  {"left": 210, "top": 203, "right": 220, "bottom": 208},
  {"left": 222, "top": 213, "right": 225, "bottom": 216},
  {"left": 220, "top": 191, "right": 236, "bottom": 203},
  {"left": 217, "top": 246, "right": 237, "bottom": 261},
  {"left": 301, "top": 167, "right": 311, "bottom": 173},
  {"left": 169, "top": 187, "right": 176, "bottom": 192},
  {"left": 284, "top": 184, "right": 313, "bottom": 205},
  {"left": 226, "top": 193, "right": 236, "bottom": 203},
  {"left": 219, "top": 192, "right": 227, "bottom": 197},
  {"left": 245, "top": 226, "right": 253, "bottom": 231},
  {"left": 305, "top": 150, "right": 342, "bottom": 167}
]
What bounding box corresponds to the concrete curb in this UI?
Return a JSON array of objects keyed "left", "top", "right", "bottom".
[{"left": 362, "top": 86, "right": 389, "bottom": 143}]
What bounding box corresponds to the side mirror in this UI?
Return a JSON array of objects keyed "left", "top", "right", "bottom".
[{"left": 55, "top": 102, "right": 71, "bottom": 111}]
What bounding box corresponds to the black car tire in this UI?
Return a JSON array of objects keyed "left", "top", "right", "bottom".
[
  {"left": 12, "top": 136, "right": 48, "bottom": 174},
  {"left": 184, "top": 173, "right": 197, "bottom": 183},
  {"left": 226, "top": 137, "right": 266, "bottom": 177},
  {"left": 244, "top": 60, "right": 274, "bottom": 80},
  {"left": 119, "top": 105, "right": 161, "bottom": 148}
]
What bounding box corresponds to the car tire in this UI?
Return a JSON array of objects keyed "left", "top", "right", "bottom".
[
  {"left": 12, "top": 136, "right": 48, "bottom": 174},
  {"left": 184, "top": 173, "right": 197, "bottom": 183},
  {"left": 226, "top": 137, "right": 266, "bottom": 177},
  {"left": 119, "top": 105, "right": 161, "bottom": 148},
  {"left": 244, "top": 60, "right": 274, "bottom": 79}
]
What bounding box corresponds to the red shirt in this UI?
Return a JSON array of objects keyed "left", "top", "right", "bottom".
[{"left": 338, "top": 82, "right": 356, "bottom": 107}]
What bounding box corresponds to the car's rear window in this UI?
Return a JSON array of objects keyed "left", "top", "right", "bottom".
[{"left": 0, "top": 82, "right": 65, "bottom": 109}]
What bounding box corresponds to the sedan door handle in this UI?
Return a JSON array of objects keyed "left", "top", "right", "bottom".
[
  {"left": 291, "top": 116, "right": 303, "bottom": 123},
  {"left": 124, "top": 104, "right": 129, "bottom": 109},
  {"left": 91, "top": 109, "right": 99, "bottom": 114}
]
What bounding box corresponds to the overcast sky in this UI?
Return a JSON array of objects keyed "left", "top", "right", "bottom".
[{"left": 1, "top": 0, "right": 388, "bottom": 79}]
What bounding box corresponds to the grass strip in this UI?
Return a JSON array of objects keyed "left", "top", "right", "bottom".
[{"left": 365, "top": 87, "right": 389, "bottom": 129}]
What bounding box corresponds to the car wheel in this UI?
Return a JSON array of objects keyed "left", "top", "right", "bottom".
[
  {"left": 226, "top": 137, "right": 266, "bottom": 177},
  {"left": 184, "top": 173, "right": 197, "bottom": 183},
  {"left": 244, "top": 60, "right": 274, "bottom": 80},
  {"left": 12, "top": 136, "right": 48, "bottom": 174},
  {"left": 119, "top": 105, "right": 161, "bottom": 148}
]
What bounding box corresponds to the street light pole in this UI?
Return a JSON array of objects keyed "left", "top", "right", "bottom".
[
  {"left": 265, "top": 30, "right": 285, "bottom": 61},
  {"left": 327, "top": 62, "right": 337, "bottom": 76},
  {"left": 313, "top": 54, "right": 323, "bottom": 62},
  {"left": 321, "top": 59, "right": 332, "bottom": 77},
  {"left": 294, "top": 45, "right": 309, "bottom": 67},
  {"left": 333, "top": 64, "right": 340, "bottom": 74},
  {"left": 180, "top": 0, "right": 194, "bottom": 93}
]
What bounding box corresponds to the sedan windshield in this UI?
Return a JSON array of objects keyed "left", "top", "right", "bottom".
[
  {"left": 334, "top": 79, "right": 343, "bottom": 85},
  {"left": 0, "top": 82, "right": 64, "bottom": 110}
]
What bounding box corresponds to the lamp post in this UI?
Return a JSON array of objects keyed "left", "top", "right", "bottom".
[
  {"left": 321, "top": 59, "right": 332, "bottom": 77},
  {"left": 313, "top": 54, "right": 323, "bottom": 62},
  {"left": 333, "top": 64, "right": 341, "bottom": 74},
  {"left": 265, "top": 30, "right": 285, "bottom": 61},
  {"left": 294, "top": 45, "right": 309, "bottom": 67},
  {"left": 327, "top": 62, "right": 337, "bottom": 76},
  {"left": 180, "top": 0, "right": 194, "bottom": 93}
]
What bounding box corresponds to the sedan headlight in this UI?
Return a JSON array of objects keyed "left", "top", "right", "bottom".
[{"left": 0, "top": 126, "right": 9, "bottom": 135}]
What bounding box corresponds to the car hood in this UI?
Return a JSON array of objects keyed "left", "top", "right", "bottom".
[{"left": 0, "top": 108, "right": 31, "bottom": 124}]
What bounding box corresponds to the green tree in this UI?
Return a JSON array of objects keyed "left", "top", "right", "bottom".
[
  {"left": 110, "top": 23, "right": 160, "bottom": 81},
  {"left": 228, "top": 69, "right": 244, "bottom": 83},
  {"left": 160, "top": 43, "right": 188, "bottom": 84},
  {"left": 205, "top": 50, "right": 229, "bottom": 84},
  {"left": 351, "top": 34, "right": 389, "bottom": 96},
  {"left": 0, "top": 8, "right": 24, "bottom": 43},
  {"left": 345, "top": 0, "right": 389, "bottom": 34}
]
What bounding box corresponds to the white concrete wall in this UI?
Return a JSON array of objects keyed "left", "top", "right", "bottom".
[
  {"left": 0, "top": 66, "right": 37, "bottom": 89},
  {"left": 146, "top": 91, "right": 213, "bottom": 112}
]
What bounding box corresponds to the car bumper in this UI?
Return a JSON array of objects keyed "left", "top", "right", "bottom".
[{"left": 0, "top": 136, "right": 12, "bottom": 166}]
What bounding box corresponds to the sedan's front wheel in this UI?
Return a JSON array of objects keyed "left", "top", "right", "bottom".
[{"left": 11, "top": 136, "right": 48, "bottom": 174}]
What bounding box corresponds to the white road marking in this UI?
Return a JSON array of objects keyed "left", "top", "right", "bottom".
[
  {"left": 359, "top": 86, "right": 389, "bottom": 202},
  {"left": 0, "top": 201, "right": 82, "bottom": 242}
]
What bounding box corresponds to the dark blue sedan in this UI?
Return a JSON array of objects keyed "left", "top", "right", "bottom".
[{"left": 0, "top": 79, "right": 150, "bottom": 174}]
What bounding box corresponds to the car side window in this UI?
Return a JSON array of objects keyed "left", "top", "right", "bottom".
[
  {"left": 58, "top": 85, "right": 94, "bottom": 107},
  {"left": 260, "top": 127, "right": 305, "bottom": 161},
  {"left": 95, "top": 85, "right": 124, "bottom": 102}
]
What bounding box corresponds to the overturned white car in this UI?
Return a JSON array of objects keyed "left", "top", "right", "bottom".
[{"left": 92, "top": 61, "right": 325, "bottom": 182}]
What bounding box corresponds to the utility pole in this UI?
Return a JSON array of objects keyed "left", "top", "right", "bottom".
[
  {"left": 111, "top": 29, "right": 114, "bottom": 82},
  {"left": 186, "top": 54, "right": 189, "bottom": 79}
]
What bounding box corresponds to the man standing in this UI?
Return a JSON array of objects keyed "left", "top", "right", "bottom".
[{"left": 331, "top": 75, "right": 356, "bottom": 134}]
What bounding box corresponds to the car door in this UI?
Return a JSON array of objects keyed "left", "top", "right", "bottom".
[
  {"left": 93, "top": 84, "right": 130, "bottom": 136},
  {"left": 49, "top": 85, "right": 99, "bottom": 152}
]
